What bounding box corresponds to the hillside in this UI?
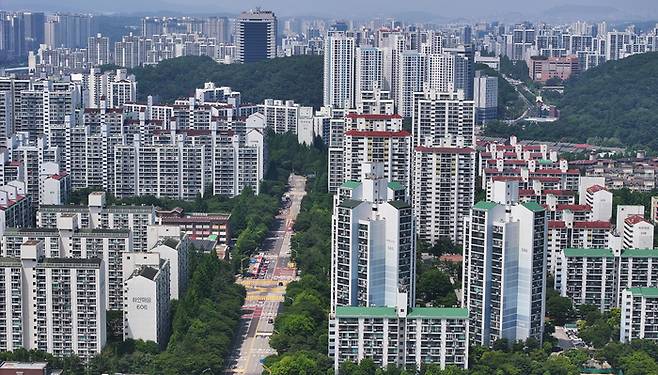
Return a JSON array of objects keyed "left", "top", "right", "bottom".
[
  {"left": 485, "top": 52, "right": 658, "bottom": 150},
  {"left": 132, "top": 55, "right": 323, "bottom": 107}
]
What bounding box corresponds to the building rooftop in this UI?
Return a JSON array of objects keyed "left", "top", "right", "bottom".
[
  {"left": 335, "top": 306, "right": 397, "bottom": 318},
  {"left": 563, "top": 248, "right": 614, "bottom": 258},
  {"left": 139, "top": 266, "right": 159, "bottom": 281},
  {"left": 522, "top": 201, "right": 544, "bottom": 213},
  {"left": 339, "top": 199, "right": 362, "bottom": 209},
  {"left": 473, "top": 201, "right": 498, "bottom": 211},
  {"left": 0, "top": 362, "right": 48, "bottom": 370},
  {"left": 388, "top": 200, "right": 411, "bottom": 210},
  {"left": 387, "top": 181, "right": 405, "bottom": 191},
  {"left": 626, "top": 287, "right": 658, "bottom": 298},
  {"left": 340, "top": 180, "right": 361, "bottom": 189},
  {"left": 621, "top": 248, "right": 658, "bottom": 258},
  {"left": 407, "top": 307, "right": 469, "bottom": 319}
]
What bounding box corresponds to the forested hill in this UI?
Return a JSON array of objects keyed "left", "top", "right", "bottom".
[
  {"left": 131, "top": 55, "right": 323, "bottom": 107},
  {"left": 486, "top": 51, "right": 658, "bottom": 150}
]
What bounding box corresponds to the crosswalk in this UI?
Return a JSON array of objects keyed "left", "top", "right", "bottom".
[{"left": 245, "top": 294, "right": 285, "bottom": 302}]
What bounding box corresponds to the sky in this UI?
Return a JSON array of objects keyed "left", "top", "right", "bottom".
[{"left": 3, "top": 0, "right": 658, "bottom": 22}]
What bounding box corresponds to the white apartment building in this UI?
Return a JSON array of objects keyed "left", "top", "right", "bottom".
[
  {"left": 87, "top": 34, "right": 110, "bottom": 66},
  {"left": 257, "top": 99, "right": 312, "bottom": 134},
  {"left": 616, "top": 205, "right": 645, "bottom": 232},
  {"left": 0, "top": 91, "right": 13, "bottom": 145},
  {"left": 0, "top": 240, "right": 106, "bottom": 360},
  {"left": 324, "top": 31, "right": 356, "bottom": 109},
  {"left": 39, "top": 161, "right": 71, "bottom": 206},
  {"left": 462, "top": 194, "right": 547, "bottom": 346},
  {"left": 150, "top": 235, "right": 189, "bottom": 300},
  {"left": 557, "top": 248, "right": 618, "bottom": 312},
  {"left": 355, "top": 47, "right": 384, "bottom": 107},
  {"left": 558, "top": 248, "right": 658, "bottom": 312},
  {"left": 331, "top": 163, "right": 415, "bottom": 311},
  {"left": 123, "top": 255, "right": 171, "bottom": 347},
  {"left": 342, "top": 113, "right": 411, "bottom": 192},
  {"left": 329, "top": 304, "right": 469, "bottom": 371},
  {"left": 397, "top": 51, "right": 426, "bottom": 118},
  {"left": 620, "top": 287, "right": 658, "bottom": 343},
  {"left": 2, "top": 214, "right": 132, "bottom": 311},
  {"left": 617, "top": 249, "right": 658, "bottom": 305},
  {"left": 413, "top": 143, "right": 475, "bottom": 245},
  {"left": 473, "top": 71, "right": 498, "bottom": 124},
  {"left": 0, "top": 181, "right": 32, "bottom": 240},
  {"left": 37, "top": 191, "right": 155, "bottom": 252},
  {"left": 584, "top": 185, "right": 613, "bottom": 222},
  {"left": 623, "top": 215, "right": 654, "bottom": 249},
  {"left": 357, "top": 88, "right": 395, "bottom": 115},
  {"left": 412, "top": 89, "right": 475, "bottom": 148}
]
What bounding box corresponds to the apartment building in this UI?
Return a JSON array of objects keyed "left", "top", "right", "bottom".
[
  {"left": 123, "top": 255, "right": 171, "bottom": 347},
  {"left": 0, "top": 240, "right": 105, "bottom": 360},
  {"left": 462, "top": 191, "right": 547, "bottom": 346},
  {"left": 413, "top": 144, "right": 475, "bottom": 245},
  {"left": 330, "top": 304, "right": 469, "bottom": 370},
  {"left": 620, "top": 288, "right": 658, "bottom": 343},
  {"left": 37, "top": 191, "right": 155, "bottom": 251},
  {"left": 2, "top": 214, "right": 132, "bottom": 311},
  {"left": 331, "top": 163, "right": 415, "bottom": 310}
]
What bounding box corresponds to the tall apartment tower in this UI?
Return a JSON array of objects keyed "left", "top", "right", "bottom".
[
  {"left": 473, "top": 71, "right": 499, "bottom": 124},
  {"left": 235, "top": 9, "right": 277, "bottom": 63},
  {"left": 413, "top": 142, "right": 476, "bottom": 244},
  {"left": 397, "top": 51, "right": 426, "bottom": 118},
  {"left": 323, "top": 30, "right": 356, "bottom": 109},
  {"left": 412, "top": 89, "right": 475, "bottom": 148},
  {"left": 330, "top": 162, "right": 415, "bottom": 311},
  {"left": 87, "top": 33, "right": 110, "bottom": 66},
  {"left": 355, "top": 47, "right": 384, "bottom": 107},
  {"left": 462, "top": 181, "right": 548, "bottom": 346}
]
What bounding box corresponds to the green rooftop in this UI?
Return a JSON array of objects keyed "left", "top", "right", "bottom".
[
  {"left": 563, "top": 248, "right": 614, "bottom": 258},
  {"left": 621, "top": 248, "right": 658, "bottom": 258},
  {"left": 522, "top": 201, "right": 545, "bottom": 213},
  {"left": 339, "top": 199, "right": 362, "bottom": 209},
  {"left": 539, "top": 159, "right": 554, "bottom": 164},
  {"left": 473, "top": 201, "right": 498, "bottom": 210},
  {"left": 626, "top": 287, "right": 658, "bottom": 298},
  {"left": 340, "top": 180, "right": 361, "bottom": 189},
  {"left": 389, "top": 200, "right": 411, "bottom": 209},
  {"left": 335, "top": 306, "right": 397, "bottom": 318},
  {"left": 387, "top": 181, "right": 405, "bottom": 191},
  {"left": 407, "top": 307, "right": 469, "bottom": 319}
]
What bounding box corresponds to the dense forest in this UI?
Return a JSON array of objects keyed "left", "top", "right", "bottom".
[
  {"left": 486, "top": 52, "right": 658, "bottom": 150},
  {"left": 131, "top": 55, "right": 323, "bottom": 107}
]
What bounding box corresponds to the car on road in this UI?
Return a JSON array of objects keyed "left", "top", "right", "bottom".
[{"left": 268, "top": 318, "right": 274, "bottom": 324}]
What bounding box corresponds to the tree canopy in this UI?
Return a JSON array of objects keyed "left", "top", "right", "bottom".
[{"left": 132, "top": 55, "right": 323, "bottom": 107}]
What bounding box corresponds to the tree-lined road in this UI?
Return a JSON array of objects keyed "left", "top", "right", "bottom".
[{"left": 228, "top": 174, "right": 306, "bottom": 375}]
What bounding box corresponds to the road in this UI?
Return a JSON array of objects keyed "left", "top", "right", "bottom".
[
  {"left": 228, "top": 174, "right": 307, "bottom": 374},
  {"left": 502, "top": 73, "right": 538, "bottom": 124}
]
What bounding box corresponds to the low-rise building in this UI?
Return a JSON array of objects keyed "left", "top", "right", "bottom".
[{"left": 329, "top": 305, "right": 469, "bottom": 371}]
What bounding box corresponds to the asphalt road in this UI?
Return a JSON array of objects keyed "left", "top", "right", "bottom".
[{"left": 228, "top": 174, "right": 306, "bottom": 375}]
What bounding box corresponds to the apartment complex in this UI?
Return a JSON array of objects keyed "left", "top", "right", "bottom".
[{"left": 0, "top": 240, "right": 105, "bottom": 360}]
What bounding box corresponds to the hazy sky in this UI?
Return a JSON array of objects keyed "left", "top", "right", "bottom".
[{"left": 4, "top": 0, "right": 658, "bottom": 21}]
